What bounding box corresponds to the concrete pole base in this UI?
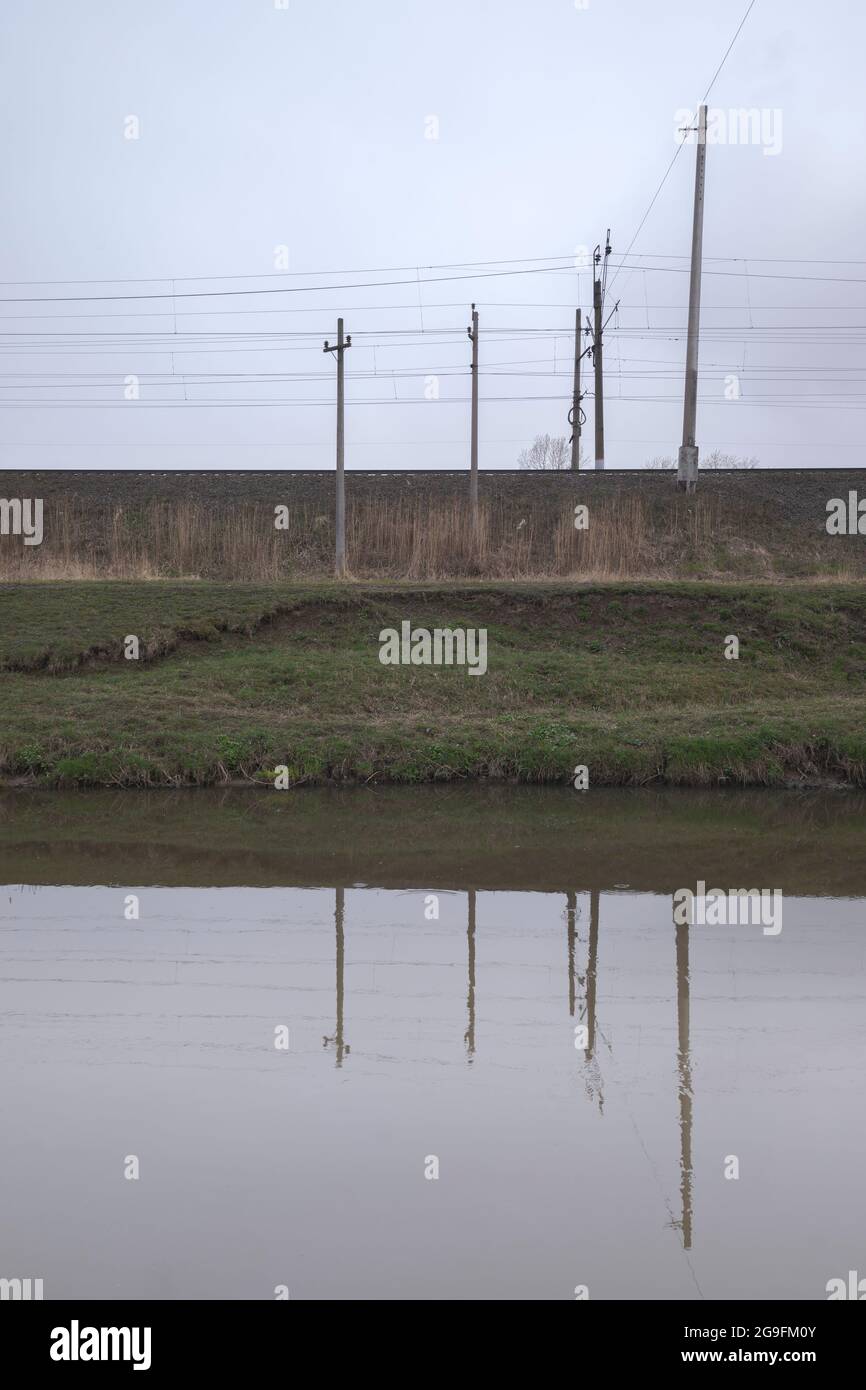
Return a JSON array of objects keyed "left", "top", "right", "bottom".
[{"left": 677, "top": 444, "right": 699, "bottom": 493}]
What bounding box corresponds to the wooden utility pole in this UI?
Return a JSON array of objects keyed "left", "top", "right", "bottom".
[
  {"left": 678, "top": 104, "right": 708, "bottom": 493},
  {"left": 323, "top": 318, "right": 351, "bottom": 575},
  {"left": 570, "top": 310, "right": 584, "bottom": 470},
  {"left": 468, "top": 304, "right": 479, "bottom": 516}
]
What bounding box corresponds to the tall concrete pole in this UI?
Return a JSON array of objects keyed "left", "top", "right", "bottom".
[
  {"left": 678, "top": 104, "right": 708, "bottom": 493},
  {"left": 468, "top": 304, "right": 479, "bottom": 516},
  {"left": 593, "top": 277, "right": 605, "bottom": 469},
  {"left": 335, "top": 318, "right": 346, "bottom": 575},
  {"left": 324, "top": 318, "right": 351, "bottom": 575},
  {"left": 570, "top": 310, "right": 582, "bottom": 470}
]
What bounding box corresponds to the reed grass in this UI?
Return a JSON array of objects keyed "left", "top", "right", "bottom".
[{"left": 1, "top": 490, "right": 837, "bottom": 581}]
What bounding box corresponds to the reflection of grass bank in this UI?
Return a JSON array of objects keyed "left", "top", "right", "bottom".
[
  {"left": 2, "top": 785, "right": 865, "bottom": 893},
  {"left": 2, "top": 579, "right": 866, "bottom": 788}
]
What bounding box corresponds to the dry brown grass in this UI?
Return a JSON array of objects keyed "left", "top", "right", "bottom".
[{"left": 0, "top": 491, "right": 846, "bottom": 582}]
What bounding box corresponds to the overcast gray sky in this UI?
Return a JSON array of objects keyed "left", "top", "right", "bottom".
[{"left": 1, "top": 0, "right": 864, "bottom": 469}]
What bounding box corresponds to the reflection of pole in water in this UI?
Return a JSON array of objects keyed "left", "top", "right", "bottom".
[
  {"left": 323, "top": 885, "right": 350, "bottom": 1067},
  {"left": 566, "top": 890, "right": 576, "bottom": 1017},
  {"left": 586, "top": 888, "right": 599, "bottom": 1061},
  {"left": 572, "top": 889, "right": 606, "bottom": 1117},
  {"left": 675, "top": 918, "right": 693, "bottom": 1250},
  {"left": 578, "top": 887, "right": 603, "bottom": 1114},
  {"left": 464, "top": 889, "right": 476, "bottom": 1061}
]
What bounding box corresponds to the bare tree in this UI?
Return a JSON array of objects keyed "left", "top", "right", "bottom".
[
  {"left": 701, "top": 450, "right": 758, "bottom": 470},
  {"left": 643, "top": 450, "right": 758, "bottom": 470},
  {"left": 518, "top": 434, "right": 578, "bottom": 469}
]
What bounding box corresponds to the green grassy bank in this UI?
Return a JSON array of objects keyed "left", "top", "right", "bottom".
[{"left": 2, "top": 579, "right": 866, "bottom": 787}]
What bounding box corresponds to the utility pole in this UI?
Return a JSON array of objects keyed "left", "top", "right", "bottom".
[
  {"left": 569, "top": 310, "right": 585, "bottom": 470},
  {"left": 467, "top": 304, "right": 479, "bottom": 516},
  {"left": 678, "top": 104, "right": 708, "bottom": 493},
  {"left": 590, "top": 231, "right": 611, "bottom": 470},
  {"left": 323, "top": 317, "right": 351, "bottom": 576},
  {"left": 593, "top": 276, "right": 604, "bottom": 469}
]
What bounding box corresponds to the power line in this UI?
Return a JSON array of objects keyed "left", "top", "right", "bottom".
[
  {"left": 6, "top": 394, "right": 865, "bottom": 410},
  {"left": 5, "top": 437, "right": 860, "bottom": 448},
  {"left": 0, "top": 264, "right": 587, "bottom": 305},
  {"left": 6, "top": 259, "right": 866, "bottom": 314},
  {"left": 0, "top": 253, "right": 584, "bottom": 289},
  {"left": 3, "top": 240, "right": 866, "bottom": 292},
  {"left": 608, "top": 0, "right": 760, "bottom": 297},
  {"left": 700, "top": 0, "right": 760, "bottom": 104}
]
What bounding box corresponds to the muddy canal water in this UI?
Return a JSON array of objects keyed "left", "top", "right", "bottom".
[{"left": 1, "top": 786, "right": 863, "bottom": 1300}]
